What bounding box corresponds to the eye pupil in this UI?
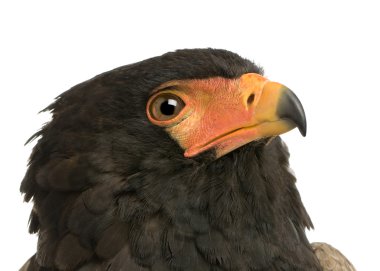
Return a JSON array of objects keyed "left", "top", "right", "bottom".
[{"left": 160, "top": 99, "right": 177, "bottom": 115}]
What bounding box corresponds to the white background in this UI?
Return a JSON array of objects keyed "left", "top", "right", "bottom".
[{"left": 1, "top": 1, "right": 379, "bottom": 270}]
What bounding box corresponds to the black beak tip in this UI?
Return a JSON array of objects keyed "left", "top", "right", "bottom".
[
  {"left": 277, "top": 87, "right": 307, "bottom": 137},
  {"left": 299, "top": 122, "right": 307, "bottom": 137}
]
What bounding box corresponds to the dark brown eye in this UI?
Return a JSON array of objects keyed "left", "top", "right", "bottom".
[{"left": 149, "top": 93, "right": 185, "bottom": 121}]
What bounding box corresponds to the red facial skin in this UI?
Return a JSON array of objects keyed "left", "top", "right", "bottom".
[{"left": 147, "top": 73, "right": 297, "bottom": 158}]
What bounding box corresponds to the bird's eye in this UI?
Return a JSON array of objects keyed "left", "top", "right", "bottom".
[{"left": 149, "top": 93, "right": 185, "bottom": 121}]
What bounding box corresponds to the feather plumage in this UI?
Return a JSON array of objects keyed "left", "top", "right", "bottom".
[{"left": 20, "top": 49, "right": 354, "bottom": 270}]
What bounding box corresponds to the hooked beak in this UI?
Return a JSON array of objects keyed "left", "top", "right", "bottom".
[{"left": 183, "top": 73, "right": 306, "bottom": 158}]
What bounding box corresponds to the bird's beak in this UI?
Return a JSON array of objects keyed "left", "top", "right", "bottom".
[
  {"left": 150, "top": 73, "right": 306, "bottom": 158},
  {"left": 247, "top": 76, "right": 307, "bottom": 138},
  {"left": 181, "top": 73, "right": 307, "bottom": 158}
]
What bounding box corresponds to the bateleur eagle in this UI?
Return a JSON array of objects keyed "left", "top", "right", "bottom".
[{"left": 20, "top": 49, "right": 355, "bottom": 271}]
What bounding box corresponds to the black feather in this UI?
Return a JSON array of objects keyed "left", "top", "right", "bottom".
[{"left": 20, "top": 49, "right": 321, "bottom": 270}]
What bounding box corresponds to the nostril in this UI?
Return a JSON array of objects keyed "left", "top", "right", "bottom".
[{"left": 247, "top": 94, "right": 255, "bottom": 105}]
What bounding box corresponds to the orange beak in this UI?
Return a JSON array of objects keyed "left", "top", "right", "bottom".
[{"left": 148, "top": 73, "right": 306, "bottom": 158}]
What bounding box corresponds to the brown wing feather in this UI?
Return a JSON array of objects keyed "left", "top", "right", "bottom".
[
  {"left": 19, "top": 255, "right": 38, "bottom": 271},
  {"left": 312, "top": 242, "right": 356, "bottom": 271}
]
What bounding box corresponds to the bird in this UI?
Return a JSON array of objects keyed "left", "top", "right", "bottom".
[{"left": 19, "top": 49, "right": 355, "bottom": 271}]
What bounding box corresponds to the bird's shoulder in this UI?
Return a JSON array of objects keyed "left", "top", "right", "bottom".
[{"left": 311, "top": 242, "right": 356, "bottom": 271}]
